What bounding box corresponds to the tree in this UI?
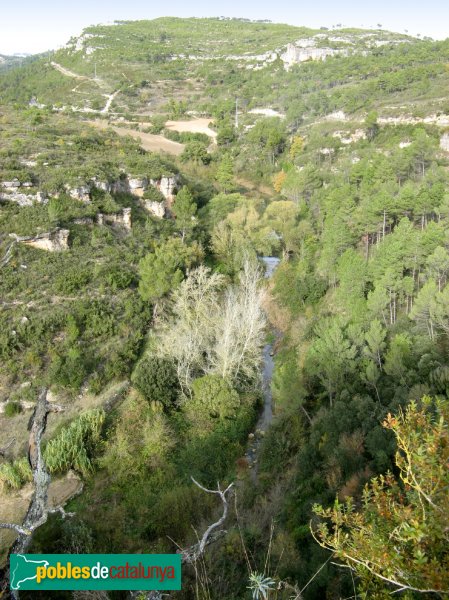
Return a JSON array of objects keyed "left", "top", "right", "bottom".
[
  {"left": 365, "top": 111, "right": 379, "bottom": 141},
  {"left": 210, "top": 260, "right": 266, "bottom": 384},
  {"left": 289, "top": 135, "right": 304, "bottom": 161},
  {"left": 426, "top": 246, "right": 449, "bottom": 291},
  {"left": 247, "top": 117, "right": 287, "bottom": 163},
  {"left": 180, "top": 141, "right": 210, "bottom": 165},
  {"left": 132, "top": 356, "right": 179, "bottom": 410},
  {"left": 215, "top": 154, "right": 234, "bottom": 193},
  {"left": 184, "top": 375, "right": 240, "bottom": 435},
  {"left": 363, "top": 319, "right": 386, "bottom": 369},
  {"left": 272, "top": 170, "right": 287, "bottom": 193},
  {"left": 313, "top": 396, "right": 449, "bottom": 596},
  {"left": 172, "top": 186, "right": 197, "bottom": 242},
  {"left": 138, "top": 239, "right": 203, "bottom": 306},
  {"left": 306, "top": 320, "right": 357, "bottom": 406},
  {"left": 157, "top": 266, "right": 225, "bottom": 390}
]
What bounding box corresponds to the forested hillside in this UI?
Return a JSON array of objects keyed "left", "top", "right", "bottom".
[{"left": 0, "top": 16, "right": 448, "bottom": 600}]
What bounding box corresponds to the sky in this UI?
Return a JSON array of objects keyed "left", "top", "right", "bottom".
[{"left": 1, "top": 0, "right": 448, "bottom": 55}]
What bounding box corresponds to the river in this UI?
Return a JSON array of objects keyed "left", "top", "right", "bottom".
[{"left": 244, "top": 256, "right": 280, "bottom": 478}]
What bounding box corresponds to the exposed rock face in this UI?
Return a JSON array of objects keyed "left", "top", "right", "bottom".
[
  {"left": 150, "top": 175, "right": 179, "bottom": 203},
  {"left": 0, "top": 191, "right": 47, "bottom": 207},
  {"left": 10, "top": 229, "right": 69, "bottom": 251},
  {"left": 92, "top": 179, "right": 111, "bottom": 193},
  {"left": 66, "top": 185, "right": 91, "bottom": 202},
  {"left": 128, "top": 177, "right": 148, "bottom": 197},
  {"left": 73, "top": 217, "right": 94, "bottom": 225},
  {"left": 144, "top": 200, "right": 166, "bottom": 219},
  {"left": 97, "top": 208, "right": 131, "bottom": 230},
  {"left": 1, "top": 178, "right": 21, "bottom": 190},
  {"left": 333, "top": 129, "right": 366, "bottom": 144},
  {"left": 281, "top": 43, "right": 345, "bottom": 69},
  {"left": 440, "top": 133, "right": 449, "bottom": 152}
]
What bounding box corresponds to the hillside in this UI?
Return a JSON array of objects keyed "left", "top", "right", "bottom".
[
  {"left": 0, "top": 18, "right": 428, "bottom": 116},
  {"left": 1, "top": 16, "right": 449, "bottom": 600}
]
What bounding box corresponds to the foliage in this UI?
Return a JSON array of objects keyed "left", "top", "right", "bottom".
[
  {"left": 248, "top": 572, "right": 276, "bottom": 600},
  {"left": 131, "top": 356, "right": 179, "bottom": 410},
  {"left": 184, "top": 374, "right": 240, "bottom": 434},
  {"left": 44, "top": 409, "right": 105, "bottom": 476},
  {"left": 313, "top": 397, "right": 449, "bottom": 596},
  {"left": 4, "top": 401, "right": 22, "bottom": 417},
  {"left": 138, "top": 238, "right": 203, "bottom": 303},
  {"left": 0, "top": 457, "right": 32, "bottom": 492}
]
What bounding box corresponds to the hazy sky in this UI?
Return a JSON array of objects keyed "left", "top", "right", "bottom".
[{"left": 1, "top": 0, "right": 448, "bottom": 55}]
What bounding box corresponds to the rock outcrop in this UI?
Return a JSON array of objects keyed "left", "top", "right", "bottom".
[
  {"left": 66, "top": 185, "right": 91, "bottom": 202},
  {"left": 128, "top": 177, "right": 148, "bottom": 197},
  {"left": 149, "top": 175, "right": 179, "bottom": 203},
  {"left": 9, "top": 229, "right": 69, "bottom": 251},
  {"left": 97, "top": 208, "right": 131, "bottom": 230},
  {"left": 0, "top": 179, "right": 47, "bottom": 207},
  {"left": 440, "top": 133, "right": 449, "bottom": 152},
  {"left": 281, "top": 43, "right": 345, "bottom": 70},
  {"left": 0, "top": 191, "right": 47, "bottom": 207},
  {"left": 144, "top": 200, "right": 166, "bottom": 219}
]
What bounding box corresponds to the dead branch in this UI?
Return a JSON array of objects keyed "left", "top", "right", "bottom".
[
  {"left": 180, "top": 477, "right": 234, "bottom": 563},
  {"left": 0, "top": 388, "right": 66, "bottom": 599},
  {"left": 130, "top": 479, "right": 234, "bottom": 600}
]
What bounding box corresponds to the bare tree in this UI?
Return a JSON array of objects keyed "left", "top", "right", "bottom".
[
  {"left": 210, "top": 260, "right": 266, "bottom": 383},
  {"left": 157, "top": 266, "right": 225, "bottom": 391}
]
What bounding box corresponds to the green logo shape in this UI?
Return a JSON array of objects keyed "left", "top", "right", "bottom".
[{"left": 10, "top": 554, "right": 181, "bottom": 591}]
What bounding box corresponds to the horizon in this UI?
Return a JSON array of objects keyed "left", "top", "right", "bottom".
[{"left": 1, "top": 1, "right": 448, "bottom": 55}]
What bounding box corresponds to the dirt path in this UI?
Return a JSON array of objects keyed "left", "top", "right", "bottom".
[
  {"left": 51, "top": 62, "right": 120, "bottom": 113},
  {"left": 101, "top": 90, "right": 120, "bottom": 114},
  {"left": 90, "top": 120, "right": 185, "bottom": 155},
  {"left": 51, "top": 61, "right": 88, "bottom": 80}
]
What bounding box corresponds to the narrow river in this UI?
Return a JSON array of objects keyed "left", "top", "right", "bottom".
[{"left": 244, "top": 256, "right": 280, "bottom": 478}]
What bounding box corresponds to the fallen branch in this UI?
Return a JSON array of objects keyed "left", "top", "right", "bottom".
[
  {"left": 0, "top": 389, "right": 65, "bottom": 599},
  {"left": 180, "top": 477, "right": 234, "bottom": 563},
  {"left": 130, "top": 478, "right": 234, "bottom": 600}
]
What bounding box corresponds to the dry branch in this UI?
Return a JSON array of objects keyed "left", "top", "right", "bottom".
[
  {"left": 0, "top": 388, "right": 65, "bottom": 598},
  {"left": 181, "top": 477, "right": 234, "bottom": 563}
]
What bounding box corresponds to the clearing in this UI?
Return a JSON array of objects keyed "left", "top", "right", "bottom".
[
  {"left": 165, "top": 117, "right": 217, "bottom": 141},
  {"left": 89, "top": 120, "right": 185, "bottom": 155}
]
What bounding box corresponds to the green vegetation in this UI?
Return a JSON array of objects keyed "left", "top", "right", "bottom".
[
  {"left": 1, "top": 16, "right": 449, "bottom": 600},
  {"left": 44, "top": 409, "right": 105, "bottom": 476},
  {"left": 314, "top": 397, "right": 449, "bottom": 596}
]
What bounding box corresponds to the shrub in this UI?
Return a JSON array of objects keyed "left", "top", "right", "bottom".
[
  {"left": 184, "top": 375, "right": 241, "bottom": 436},
  {"left": 4, "top": 401, "right": 22, "bottom": 417},
  {"left": 0, "top": 457, "right": 32, "bottom": 492},
  {"left": 44, "top": 409, "right": 105, "bottom": 476},
  {"left": 132, "top": 356, "right": 179, "bottom": 410}
]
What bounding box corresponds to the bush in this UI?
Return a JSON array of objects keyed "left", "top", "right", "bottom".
[
  {"left": 4, "top": 401, "right": 22, "bottom": 417},
  {"left": 44, "top": 409, "right": 105, "bottom": 476},
  {"left": 132, "top": 356, "right": 179, "bottom": 410},
  {"left": 49, "top": 347, "right": 89, "bottom": 391},
  {"left": 184, "top": 375, "right": 241, "bottom": 436},
  {"left": 55, "top": 267, "right": 91, "bottom": 294},
  {"left": 0, "top": 457, "right": 32, "bottom": 492}
]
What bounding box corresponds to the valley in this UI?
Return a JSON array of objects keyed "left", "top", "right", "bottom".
[{"left": 0, "top": 15, "right": 449, "bottom": 600}]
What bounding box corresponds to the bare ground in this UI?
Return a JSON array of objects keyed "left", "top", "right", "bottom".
[
  {"left": 0, "top": 471, "right": 83, "bottom": 565},
  {"left": 89, "top": 120, "right": 185, "bottom": 155},
  {"left": 165, "top": 117, "right": 217, "bottom": 140}
]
